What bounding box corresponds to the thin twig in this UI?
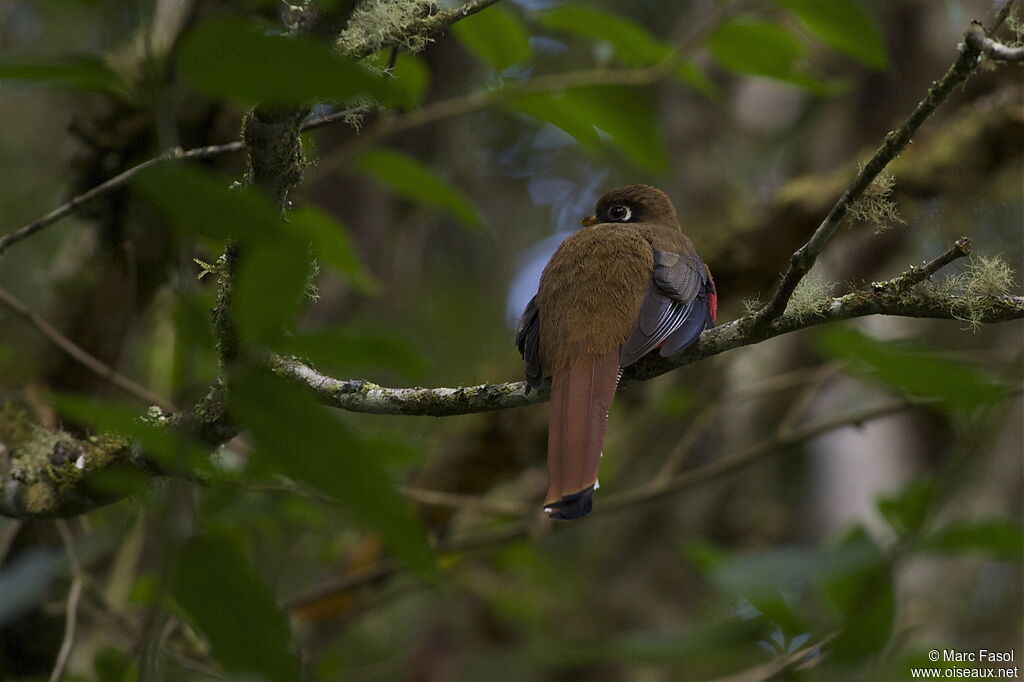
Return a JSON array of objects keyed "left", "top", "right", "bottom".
[
  {"left": 750, "top": 9, "right": 1013, "bottom": 329},
  {"left": 0, "top": 285, "right": 176, "bottom": 411},
  {"left": 50, "top": 520, "right": 83, "bottom": 682},
  {"left": 965, "top": 23, "right": 1024, "bottom": 61},
  {"left": 887, "top": 236, "right": 973, "bottom": 293}
]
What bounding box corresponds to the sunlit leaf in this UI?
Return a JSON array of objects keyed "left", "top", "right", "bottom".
[
  {"left": 453, "top": 6, "right": 532, "bottom": 71},
  {"left": 356, "top": 149, "right": 484, "bottom": 230},
  {"left": 229, "top": 369, "right": 435, "bottom": 574},
  {"left": 234, "top": 238, "right": 310, "bottom": 342},
  {"left": 817, "top": 327, "right": 1006, "bottom": 412},
  {"left": 178, "top": 18, "right": 394, "bottom": 105},
  {"left": 507, "top": 86, "right": 668, "bottom": 172},
  {"left": 782, "top": 0, "right": 888, "bottom": 69},
  {"left": 921, "top": 519, "right": 1024, "bottom": 559},
  {"left": 0, "top": 56, "right": 127, "bottom": 95},
  {"left": 709, "top": 19, "right": 835, "bottom": 93},
  {"left": 537, "top": 4, "right": 671, "bottom": 65},
  {"left": 173, "top": 534, "right": 299, "bottom": 681},
  {"left": 276, "top": 328, "right": 428, "bottom": 378}
]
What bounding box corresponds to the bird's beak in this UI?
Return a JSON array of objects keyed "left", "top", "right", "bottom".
[{"left": 580, "top": 215, "right": 598, "bottom": 227}]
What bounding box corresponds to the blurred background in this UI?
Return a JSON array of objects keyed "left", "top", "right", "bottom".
[{"left": 0, "top": 0, "right": 1021, "bottom": 679}]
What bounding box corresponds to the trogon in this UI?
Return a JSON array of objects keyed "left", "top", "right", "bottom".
[{"left": 516, "top": 185, "right": 717, "bottom": 520}]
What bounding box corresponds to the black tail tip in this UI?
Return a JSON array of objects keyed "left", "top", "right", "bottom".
[{"left": 544, "top": 486, "right": 595, "bottom": 520}]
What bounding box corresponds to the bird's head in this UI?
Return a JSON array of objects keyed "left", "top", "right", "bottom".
[{"left": 581, "top": 184, "right": 678, "bottom": 227}]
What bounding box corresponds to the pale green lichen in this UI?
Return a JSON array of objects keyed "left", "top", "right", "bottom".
[
  {"left": 848, "top": 167, "right": 905, "bottom": 233},
  {"left": 784, "top": 270, "right": 838, "bottom": 323},
  {"left": 742, "top": 295, "right": 763, "bottom": 316},
  {"left": 915, "top": 254, "right": 1017, "bottom": 331},
  {"left": 337, "top": 0, "right": 439, "bottom": 55}
]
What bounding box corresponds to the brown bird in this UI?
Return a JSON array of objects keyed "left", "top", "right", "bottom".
[{"left": 516, "top": 185, "right": 717, "bottom": 519}]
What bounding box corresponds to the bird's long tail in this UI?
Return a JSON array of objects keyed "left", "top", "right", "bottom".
[{"left": 544, "top": 350, "right": 620, "bottom": 520}]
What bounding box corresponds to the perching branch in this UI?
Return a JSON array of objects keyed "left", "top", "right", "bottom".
[
  {"left": 274, "top": 240, "right": 1021, "bottom": 416},
  {"left": 965, "top": 21, "right": 1024, "bottom": 62},
  {"left": 750, "top": 9, "right": 1013, "bottom": 329}
]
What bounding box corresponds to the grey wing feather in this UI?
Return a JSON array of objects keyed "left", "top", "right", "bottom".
[
  {"left": 620, "top": 251, "right": 713, "bottom": 367},
  {"left": 516, "top": 295, "right": 543, "bottom": 390}
]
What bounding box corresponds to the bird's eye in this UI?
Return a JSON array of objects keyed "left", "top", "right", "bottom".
[{"left": 607, "top": 204, "right": 631, "bottom": 221}]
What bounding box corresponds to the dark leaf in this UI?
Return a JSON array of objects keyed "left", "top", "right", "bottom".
[
  {"left": 782, "top": 0, "right": 888, "bottom": 69},
  {"left": 877, "top": 479, "right": 936, "bottom": 537},
  {"left": 233, "top": 238, "right": 310, "bottom": 343},
  {"left": 822, "top": 526, "right": 894, "bottom": 662},
  {"left": 709, "top": 19, "right": 836, "bottom": 93},
  {"left": 178, "top": 18, "right": 394, "bottom": 105},
  {"left": 921, "top": 519, "right": 1024, "bottom": 559},
  {"left": 229, "top": 369, "right": 435, "bottom": 574},
  {"left": 173, "top": 534, "right": 299, "bottom": 681},
  {"left": 0, "top": 56, "right": 127, "bottom": 95},
  {"left": 453, "top": 6, "right": 532, "bottom": 71},
  {"left": 537, "top": 4, "right": 671, "bottom": 66},
  {"left": 817, "top": 327, "right": 1006, "bottom": 412},
  {"left": 507, "top": 86, "right": 668, "bottom": 172},
  {"left": 356, "top": 149, "right": 484, "bottom": 230}
]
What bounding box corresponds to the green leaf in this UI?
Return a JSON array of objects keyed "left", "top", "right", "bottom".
[
  {"left": 0, "top": 56, "right": 127, "bottom": 95},
  {"left": 877, "top": 479, "right": 936, "bottom": 537},
  {"left": 507, "top": 86, "right": 669, "bottom": 172},
  {"left": 173, "top": 534, "right": 299, "bottom": 682},
  {"left": 537, "top": 4, "right": 671, "bottom": 66},
  {"left": 453, "top": 6, "right": 532, "bottom": 71},
  {"left": 178, "top": 18, "right": 393, "bottom": 105},
  {"left": 229, "top": 369, "right": 435, "bottom": 574},
  {"left": 709, "top": 19, "right": 834, "bottom": 93},
  {"left": 276, "top": 328, "right": 428, "bottom": 378},
  {"left": 234, "top": 238, "right": 310, "bottom": 343},
  {"left": 356, "top": 149, "right": 484, "bottom": 230},
  {"left": 921, "top": 519, "right": 1024, "bottom": 559},
  {"left": 135, "top": 165, "right": 370, "bottom": 289},
  {"left": 782, "top": 0, "right": 888, "bottom": 69},
  {"left": 817, "top": 327, "right": 1006, "bottom": 412},
  {"left": 391, "top": 53, "right": 430, "bottom": 108},
  {"left": 288, "top": 205, "right": 374, "bottom": 292},
  {"left": 822, "top": 526, "right": 894, "bottom": 662}
]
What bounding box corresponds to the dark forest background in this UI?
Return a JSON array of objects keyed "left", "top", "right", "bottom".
[{"left": 0, "top": 0, "right": 1021, "bottom": 680}]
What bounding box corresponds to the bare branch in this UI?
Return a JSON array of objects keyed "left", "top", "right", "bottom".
[
  {"left": 0, "top": 285, "right": 176, "bottom": 411},
  {"left": 966, "top": 21, "right": 1024, "bottom": 62},
  {"left": 49, "top": 520, "right": 83, "bottom": 682},
  {"left": 750, "top": 14, "right": 1010, "bottom": 329}
]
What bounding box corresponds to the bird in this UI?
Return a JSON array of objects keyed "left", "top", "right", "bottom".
[{"left": 516, "top": 184, "right": 717, "bottom": 520}]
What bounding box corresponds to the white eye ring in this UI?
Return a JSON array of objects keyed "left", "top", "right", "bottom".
[{"left": 608, "top": 205, "right": 631, "bottom": 221}]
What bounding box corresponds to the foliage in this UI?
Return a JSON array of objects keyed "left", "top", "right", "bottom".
[{"left": 0, "top": 0, "right": 1019, "bottom": 681}]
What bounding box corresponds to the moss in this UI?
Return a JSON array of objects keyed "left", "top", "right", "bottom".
[
  {"left": 847, "top": 167, "right": 905, "bottom": 233},
  {"left": 784, "top": 270, "right": 837, "bottom": 323},
  {"left": 337, "top": 0, "right": 439, "bottom": 55},
  {"left": 0, "top": 403, "right": 134, "bottom": 516},
  {"left": 910, "top": 253, "right": 1017, "bottom": 330}
]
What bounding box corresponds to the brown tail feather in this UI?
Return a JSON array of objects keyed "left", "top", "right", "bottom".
[{"left": 544, "top": 350, "right": 620, "bottom": 520}]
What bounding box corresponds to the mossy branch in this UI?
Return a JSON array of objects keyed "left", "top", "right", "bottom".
[{"left": 750, "top": 11, "right": 1011, "bottom": 330}]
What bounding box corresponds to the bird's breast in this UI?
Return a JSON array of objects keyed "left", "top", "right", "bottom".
[{"left": 536, "top": 225, "right": 654, "bottom": 375}]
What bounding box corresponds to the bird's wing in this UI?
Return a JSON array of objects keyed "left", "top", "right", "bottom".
[
  {"left": 619, "top": 250, "right": 714, "bottom": 367},
  {"left": 516, "top": 295, "right": 543, "bottom": 389}
]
